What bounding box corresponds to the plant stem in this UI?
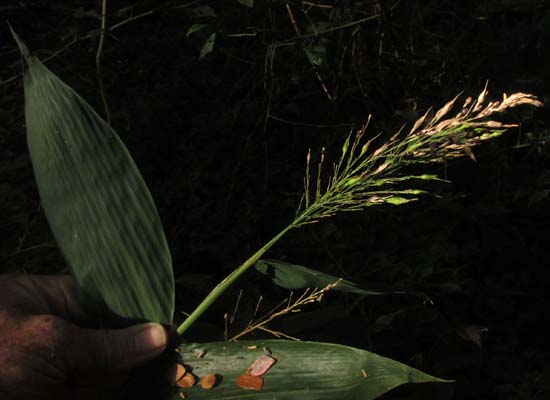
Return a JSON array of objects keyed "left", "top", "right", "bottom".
[{"left": 176, "top": 224, "right": 295, "bottom": 336}]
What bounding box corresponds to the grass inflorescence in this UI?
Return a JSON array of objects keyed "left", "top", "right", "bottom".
[{"left": 176, "top": 88, "right": 542, "bottom": 336}]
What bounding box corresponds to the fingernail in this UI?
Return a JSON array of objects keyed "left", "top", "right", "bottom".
[{"left": 135, "top": 324, "right": 167, "bottom": 354}]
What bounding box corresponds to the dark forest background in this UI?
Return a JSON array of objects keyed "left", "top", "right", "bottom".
[{"left": 1, "top": 1, "right": 550, "bottom": 399}]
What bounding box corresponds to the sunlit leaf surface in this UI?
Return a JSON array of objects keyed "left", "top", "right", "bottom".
[{"left": 169, "top": 340, "right": 449, "bottom": 399}]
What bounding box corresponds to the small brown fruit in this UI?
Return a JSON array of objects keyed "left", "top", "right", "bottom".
[
  {"left": 200, "top": 374, "right": 217, "bottom": 389},
  {"left": 236, "top": 374, "right": 264, "bottom": 391},
  {"left": 176, "top": 364, "right": 187, "bottom": 381},
  {"left": 177, "top": 373, "right": 196, "bottom": 388},
  {"left": 168, "top": 363, "right": 187, "bottom": 386}
]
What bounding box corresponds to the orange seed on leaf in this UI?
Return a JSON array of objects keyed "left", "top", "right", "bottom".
[
  {"left": 176, "top": 364, "right": 187, "bottom": 381},
  {"left": 177, "top": 373, "right": 196, "bottom": 388},
  {"left": 236, "top": 374, "right": 264, "bottom": 391},
  {"left": 200, "top": 374, "right": 217, "bottom": 389},
  {"left": 168, "top": 363, "right": 187, "bottom": 386}
]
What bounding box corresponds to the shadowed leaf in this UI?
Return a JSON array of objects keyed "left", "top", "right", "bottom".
[
  {"left": 187, "top": 23, "right": 208, "bottom": 37},
  {"left": 11, "top": 30, "right": 174, "bottom": 324},
  {"left": 200, "top": 33, "right": 216, "bottom": 59},
  {"left": 255, "top": 259, "right": 384, "bottom": 295}
]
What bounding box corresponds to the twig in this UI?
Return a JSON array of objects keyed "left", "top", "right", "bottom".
[
  {"left": 302, "top": 1, "right": 333, "bottom": 10},
  {"left": 108, "top": 10, "right": 153, "bottom": 32},
  {"left": 230, "top": 282, "right": 340, "bottom": 341},
  {"left": 223, "top": 313, "right": 229, "bottom": 341},
  {"left": 96, "top": 0, "right": 111, "bottom": 124},
  {"left": 286, "top": 3, "right": 332, "bottom": 100},
  {"left": 252, "top": 295, "right": 263, "bottom": 318},
  {"left": 2, "top": 3, "right": 197, "bottom": 87},
  {"left": 230, "top": 289, "right": 243, "bottom": 324},
  {"left": 257, "top": 326, "right": 301, "bottom": 341},
  {"left": 282, "top": 1, "right": 401, "bottom": 44},
  {"left": 268, "top": 114, "right": 355, "bottom": 128}
]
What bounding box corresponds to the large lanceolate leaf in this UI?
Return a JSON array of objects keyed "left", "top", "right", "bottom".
[
  {"left": 11, "top": 29, "right": 174, "bottom": 325},
  {"left": 168, "top": 340, "right": 449, "bottom": 399}
]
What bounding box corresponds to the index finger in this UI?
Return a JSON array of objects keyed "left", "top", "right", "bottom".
[{"left": 0, "top": 274, "right": 88, "bottom": 322}]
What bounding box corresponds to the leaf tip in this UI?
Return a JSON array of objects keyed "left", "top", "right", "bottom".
[{"left": 7, "top": 22, "right": 30, "bottom": 60}]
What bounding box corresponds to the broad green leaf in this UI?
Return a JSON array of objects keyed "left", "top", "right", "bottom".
[
  {"left": 11, "top": 29, "right": 174, "bottom": 325},
  {"left": 255, "top": 259, "right": 384, "bottom": 295},
  {"left": 169, "top": 340, "right": 449, "bottom": 399},
  {"left": 200, "top": 33, "right": 216, "bottom": 59}
]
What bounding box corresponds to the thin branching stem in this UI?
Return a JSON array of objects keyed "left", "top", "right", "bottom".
[{"left": 96, "top": 0, "right": 111, "bottom": 124}]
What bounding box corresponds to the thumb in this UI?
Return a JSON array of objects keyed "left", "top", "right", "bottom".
[{"left": 67, "top": 323, "right": 168, "bottom": 373}]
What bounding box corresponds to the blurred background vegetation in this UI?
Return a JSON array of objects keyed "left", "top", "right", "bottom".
[{"left": 1, "top": 1, "right": 550, "bottom": 398}]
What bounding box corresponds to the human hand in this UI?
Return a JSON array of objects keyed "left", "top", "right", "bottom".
[{"left": 0, "top": 274, "right": 169, "bottom": 400}]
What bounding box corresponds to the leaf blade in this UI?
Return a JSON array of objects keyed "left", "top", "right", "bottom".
[
  {"left": 170, "top": 340, "right": 449, "bottom": 400},
  {"left": 255, "top": 260, "right": 384, "bottom": 296},
  {"left": 200, "top": 32, "right": 216, "bottom": 59},
  {"left": 17, "top": 33, "right": 174, "bottom": 324}
]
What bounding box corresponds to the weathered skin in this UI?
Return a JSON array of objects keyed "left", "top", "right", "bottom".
[{"left": 0, "top": 274, "right": 168, "bottom": 400}]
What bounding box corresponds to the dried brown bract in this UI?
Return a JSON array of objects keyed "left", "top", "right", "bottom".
[
  {"left": 405, "top": 86, "right": 543, "bottom": 163},
  {"left": 236, "top": 374, "right": 264, "bottom": 390}
]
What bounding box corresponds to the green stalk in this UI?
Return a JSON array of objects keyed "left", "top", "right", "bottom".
[{"left": 176, "top": 224, "right": 294, "bottom": 335}]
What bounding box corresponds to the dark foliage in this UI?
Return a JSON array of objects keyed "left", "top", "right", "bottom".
[{"left": 1, "top": 1, "right": 550, "bottom": 398}]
